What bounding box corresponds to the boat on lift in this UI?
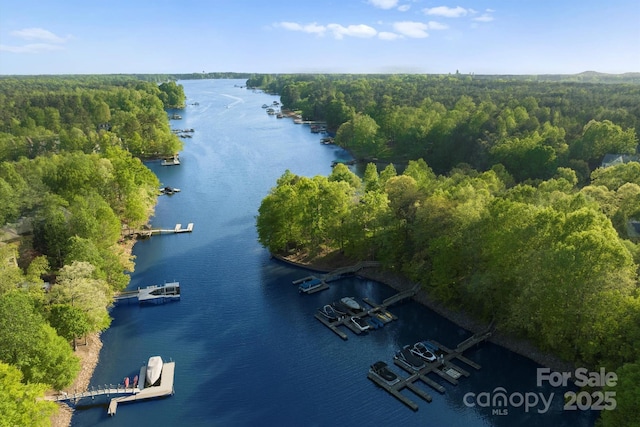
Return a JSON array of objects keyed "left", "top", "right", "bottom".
[{"left": 145, "top": 356, "right": 163, "bottom": 387}]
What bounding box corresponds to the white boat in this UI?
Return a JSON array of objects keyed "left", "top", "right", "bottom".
[
  {"left": 351, "top": 316, "right": 370, "bottom": 332},
  {"left": 161, "top": 155, "right": 180, "bottom": 166},
  {"left": 145, "top": 356, "right": 163, "bottom": 387},
  {"left": 340, "top": 297, "right": 363, "bottom": 312}
]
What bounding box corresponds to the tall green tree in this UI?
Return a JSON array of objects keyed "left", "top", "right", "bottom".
[
  {"left": 0, "top": 362, "right": 57, "bottom": 427},
  {"left": 48, "top": 261, "right": 112, "bottom": 334},
  {"left": 0, "top": 291, "right": 79, "bottom": 389}
]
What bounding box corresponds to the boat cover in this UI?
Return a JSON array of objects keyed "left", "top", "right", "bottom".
[{"left": 146, "top": 356, "right": 163, "bottom": 386}]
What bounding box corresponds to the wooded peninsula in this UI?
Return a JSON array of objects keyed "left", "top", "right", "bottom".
[
  {"left": 0, "top": 72, "right": 638, "bottom": 426},
  {"left": 252, "top": 73, "right": 640, "bottom": 427}
]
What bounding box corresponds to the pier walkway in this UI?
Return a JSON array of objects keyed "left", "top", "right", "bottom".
[
  {"left": 114, "top": 282, "right": 181, "bottom": 304},
  {"left": 123, "top": 223, "right": 194, "bottom": 239},
  {"left": 49, "top": 361, "right": 175, "bottom": 417},
  {"left": 293, "top": 261, "right": 381, "bottom": 293},
  {"left": 382, "top": 283, "right": 421, "bottom": 306},
  {"left": 368, "top": 327, "right": 493, "bottom": 411}
]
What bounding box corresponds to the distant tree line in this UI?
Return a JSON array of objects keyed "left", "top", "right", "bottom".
[
  {"left": 0, "top": 75, "right": 184, "bottom": 161},
  {"left": 247, "top": 74, "right": 639, "bottom": 184},
  {"left": 0, "top": 75, "right": 174, "bottom": 424}
]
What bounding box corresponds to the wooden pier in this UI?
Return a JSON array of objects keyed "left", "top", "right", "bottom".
[
  {"left": 108, "top": 361, "right": 175, "bottom": 416},
  {"left": 49, "top": 360, "right": 175, "bottom": 417},
  {"left": 123, "top": 223, "right": 194, "bottom": 239},
  {"left": 314, "top": 291, "right": 402, "bottom": 340},
  {"left": 367, "top": 328, "right": 492, "bottom": 411},
  {"left": 114, "top": 282, "right": 181, "bottom": 304}
]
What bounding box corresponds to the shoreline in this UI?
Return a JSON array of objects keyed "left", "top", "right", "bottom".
[
  {"left": 272, "top": 254, "right": 575, "bottom": 373},
  {"left": 49, "top": 237, "right": 137, "bottom": 427}
]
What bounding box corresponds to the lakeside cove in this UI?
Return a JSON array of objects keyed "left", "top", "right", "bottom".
[{"left": 272, "top": 253, "right": 575, "bottom": 374}]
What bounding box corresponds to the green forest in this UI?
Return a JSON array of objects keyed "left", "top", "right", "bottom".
[
  {"left": 0, "top": 75, "right": 185, "bottom": 425},
  {"left": 253, "top": 74, "right": 640, "bottom": 426}
]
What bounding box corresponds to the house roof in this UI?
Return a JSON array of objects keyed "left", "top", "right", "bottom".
[{"left": 601, "top": 154, "right": 639, "bottom": 168}]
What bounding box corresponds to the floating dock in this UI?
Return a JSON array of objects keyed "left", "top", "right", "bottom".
[
  {"left": 314, "top": 295, "right": 399, "bottom": 340},
  {"left": 49, "top": 358, "right": 175, "bottom": 417},
  {"left": 292, "top": 261, "right": 382, "bottom": 295},
  {"left": 124, "top": 223, "right": 194, "bottom": 239},
  {"left": 114, "top": 282, "right": 180, "bottom": 304},
  {"left": 368, "top": 328, "right": 492, "bottom": 411},
  {"left": 108, "top": 361, "right": 175, "bottom": 416}
]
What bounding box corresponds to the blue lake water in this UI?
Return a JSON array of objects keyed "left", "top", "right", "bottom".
[{"left": 71, "top": 79, "right": 597, "bottom": 427}]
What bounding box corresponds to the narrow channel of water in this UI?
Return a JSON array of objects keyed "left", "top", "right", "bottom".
[{"left": 71, "top": 79, "right": 596, "bottom": 427}]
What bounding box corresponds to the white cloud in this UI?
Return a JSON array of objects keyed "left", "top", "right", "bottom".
[
  {"left": 423, "top": 6, "right": 468, "bottom": 18},
  {"left": 277, "top": 22, "right": 326, "bottom": 35},
  {"left": 1, "top": 28, "right": 70, "bottom": 54},
  {"left": 368, "top": 0, "right": 398, "bottom": 9},
  {"left": 398, "top": 5, "right": 411, "bottom": 12},
  {"left": 10, "top": 28, "right": 69, "bottom": 43},
  {"left": 473, "top": 14, "right": 494, "bottom": 22},
  {"left": 0, "top": 43, "right": 65, "bottom": 53},
  {"left": 393, "top": 21, "right": 429, "bottom": 38},
  {"left": 327, "top": 24, "right": 377, "bottom": 39},
  {"left": 427, "top": 21, "right": 449, "bottom": 30},
  {"left": 378, "top": 31, "right": 402, "bottom": 40}
]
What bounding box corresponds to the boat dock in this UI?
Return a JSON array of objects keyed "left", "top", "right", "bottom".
[
  {"left": 314, "top": 292, "right": 399, "bottom": 340},
  {"left": 292, "top": 261, "right": 381, "bottom": 294},
  {"left": 368, "top": 328, "right": 492, "bottom": 411},
  {"left": 123, "top": 223, "right": 194, "bottom": 239},
  {"left": 114, "top": 282, "right": 181, "bottom": 304},
  {"left": 108, "top": 361, "right": 175, "bottom": 416},
  {"left": 49, "top": 359, "right": 175, "bottom": 417}
]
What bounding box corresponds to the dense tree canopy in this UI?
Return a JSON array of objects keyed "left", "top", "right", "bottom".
[
  {"left": 0, "top": 76, "right": 183, "bottom": 160},
  {"left": 0, "top": 362, "right": 57, "bottom": 427},
  {"left": 249, "top": 74, "right": 639, "bottom": 181},
  {"left": 0, "top": 75, "right": 172, "bottom": 411},
  {"left": 0, "top": 291, "right": 79, "bottom": 389}
]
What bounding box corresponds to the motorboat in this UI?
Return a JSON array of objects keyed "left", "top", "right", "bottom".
[
  {"left": 395, "top": 346, "right": 425, "bottom": 370},
  {"left": 423, "top": 340, "right": 442, "bottom": 355},
  {"left": 370, "top": 361, "right": 400, "bottom": 386},
  {"left": 298, "top": 278, "right": 324, "bottom": 293},
  {"left": 319, "top": 304, "right": 340, "bottom": 321},
  {"left": 351, "top": 316, "right": 370, "bottom": 332},
  {"left": 340, "top": 297, "right": 363, "bottom": 313},
  {"left": 160, "top": 186, "right": 181, "bottom": 195},
  {"left": 411, "top": 342, "right": 437, "bottom": 362},
  {"left": 330, "top": 301, "right": 348, "bottom": 315},
  {"left": 145, "top": 356, "right": 163, "bottom": 387}
]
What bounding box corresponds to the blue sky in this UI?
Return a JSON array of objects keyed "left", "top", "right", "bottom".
[{"left": 1, "top": 0, "right": 638, "bottom": 75}]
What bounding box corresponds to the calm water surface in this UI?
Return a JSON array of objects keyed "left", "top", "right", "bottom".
[{"left": 71, "top": 80, "right": 596, "bottom": 427}]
